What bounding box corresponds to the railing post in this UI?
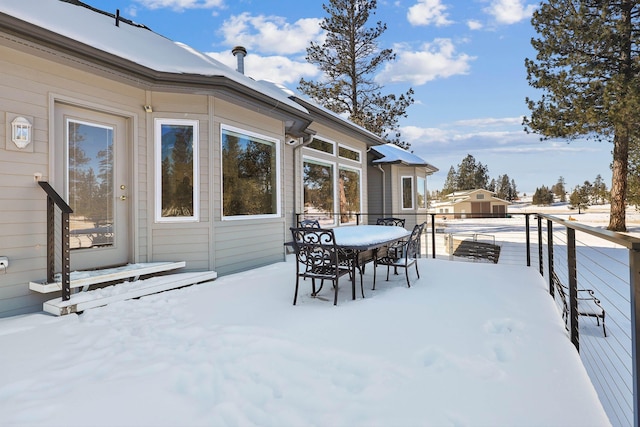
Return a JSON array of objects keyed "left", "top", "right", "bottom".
[
  {"left": 537, "top": 215, "right": 543, "bottom": 276},
  {"left": 62, "top": 211, "right": 71, "bottom": 301},
  {"left": 430, "top": 213, "right": 436, "bottom": 259},
  {"left": 629, "top": 247, "right": 640, "bottom": 427},
  {"left": 567, "top": 227, "right": 579, "bottom": 352},
  {"left": 46, "top": 196, "right": 55, "bottom": 284},
  {"left": 547, "top": 220, "right": 554, "bottom": 297},
  {"left": 525, "top": 214, "right": 531, "bottom": 267}
]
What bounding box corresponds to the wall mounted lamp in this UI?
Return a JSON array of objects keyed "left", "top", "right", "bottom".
[
  {"left": 11, "top": 116, "right": 32, "bottom": 149},
  {"left": 143, "top": 105, "right": 153, "bottom": 113}
]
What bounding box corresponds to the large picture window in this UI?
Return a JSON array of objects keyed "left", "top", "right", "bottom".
[
  {"left": 339, "top": 166, "right": 361, "bottom": 224},
  {"left": 303, "top": 158, "right": 335, "bottom": 226},
  {"left": 402, "top": 176, "right": 414, "bottom": 210},
  {"left": 155, "top": 119, "right": 198, "bottom": 222},
  {"left": 222, "top": 125, "right": 280, "bottom": 218}
]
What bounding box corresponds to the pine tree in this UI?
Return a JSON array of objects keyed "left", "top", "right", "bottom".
[
  {"left": 299, "top": 0, "right": 414, "bottom": 148},
  {"left": 524, "top": 0, "right": 640, "bottom": 231},
  {"left": 442, "top": 166, "right": 457, "bottom": 195}
]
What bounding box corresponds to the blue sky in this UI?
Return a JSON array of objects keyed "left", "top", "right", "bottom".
[{"left": 85, "top": 0, "right": 612, "bottom": 195}]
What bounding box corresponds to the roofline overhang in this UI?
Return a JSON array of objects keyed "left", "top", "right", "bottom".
[
  {"left": 0, "top": 11, "right": 313, "bottom": 137},
  {"left": 290, "top": 96, "right": 386, "bottom": 146}
]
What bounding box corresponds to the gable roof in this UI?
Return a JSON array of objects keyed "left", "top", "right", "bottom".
[
  {"left": 0, "top": 0, "right": 312, "bottom": 135},
  {"left": 370, "top": 144, "right": 439, "bottom": 173}
]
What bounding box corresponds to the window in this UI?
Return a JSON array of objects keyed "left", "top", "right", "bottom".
[
  {"left": 307, "top": 138, "right": 334, "bottom": 154},
  {"left": 338, "top": 166, "right": 361, "bottom": 224},
  {"left": 303, "top": 158, "right": 335, "bottom": 226},
  {"left": 338, "top": 145, "right": 360, "bottom": 162},
  {"left": 222, "top": 125, "right": 280, "bottom": 219},
  {"left": 155, "top": 119, "right": 199, "bottom": 222},
  {"left": 477, "top": 193, "right": 485, "bottom": 199},
  {"left": 402, "top": 176, "right": 414, "bottom": 210},
  {"left": 417, "top": 177, "right": 427, "bottom": 209}
]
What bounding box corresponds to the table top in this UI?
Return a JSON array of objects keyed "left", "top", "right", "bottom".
[{"left": 332, "top": 225, "right": 410, "bottom": 250}]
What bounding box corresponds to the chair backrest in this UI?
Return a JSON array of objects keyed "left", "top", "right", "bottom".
[
  {"left": 298, "top": 219, "right": 321, "bottom": 228},
  {"left": 290, "top": 227, "right": 339, "bottom": 271},
  {"left": 405, "top": 222, "right": 426, "bottom": 259},
  {"left": 376, "top": 217, "right": 405, "bottom": 227}
]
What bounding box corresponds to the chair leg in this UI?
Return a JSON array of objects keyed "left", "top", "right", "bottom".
[
  {"left": 386, "top": 265, "right": 391, "bottom": 281},
  {"left": 333, "top": 278, "right": 339, "bottom": 305},
  {"left": 293, "top": 276, "right": 300, "bottom": 305},
  {"left": 372, "top": 260, "right": 377, "bottom": 290},
  {"left": 405, "top": 267, "right": 411, "bottom": 288},
  {"left": 415, "top": 261, "right": 420, "bottom": 279},
  {"left": 359, "top": 268, "right": 365, "bottom": 298}
]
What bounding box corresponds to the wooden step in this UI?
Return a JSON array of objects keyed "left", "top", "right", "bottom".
[
  {"left": 43, "top": 271, "right": 218, "bottom": 316},
  {"left": 29, "top": 262, "right": 186, "bottom": 293}
]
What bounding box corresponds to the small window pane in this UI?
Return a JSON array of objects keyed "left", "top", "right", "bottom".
[
  {"left": 307, "top": 138, "right": 334, "bottom": 154},
  {"left": 402, "top": 176, "right": 413, "bottom": 209},
  {"left": 222, "top": 128, "right": 278, "bottom": 217},
  {"left": 303, "top": 159, "right": 334, "bottom": 226},
  {"left": 417, "top": 177, "right": 427, "bottom": 209},
  {"left": 339, "top": 167, "right": 360, "bottom": 224},
  {"left": 338, "top": 146, "right": 360, "bottom": 162}
]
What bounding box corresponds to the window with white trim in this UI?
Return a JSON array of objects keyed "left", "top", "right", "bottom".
[
  {"left": 303, "top": 157, "right": 335, "bottom": 226},
  {"left": 338, "top": 166, "right": 361, "bottom": 224},
  {"left": 402, "top": 176, "right": 414, "bottom": 210},
  {"left": 338, "top": 145, "right": 361, "bottom": 162},
  {"left": 155, "top": 119, "right": 199, "bottom": 222},
  {"left": 417, "top": 177, "right": 427, "bottom": 209},
  {"left": 221, "top": 125, "right": 280, "bottom": 219}
]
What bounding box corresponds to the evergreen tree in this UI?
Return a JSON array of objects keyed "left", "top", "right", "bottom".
[
  {"left": 533, "top": 186, "right": 554, "bottom": 205},
  {"left": 456, "top": 154, "right": 489, "bottom": 191},
  {"left": 509, "top": 179, "right": 518, "bottom": 201},
  {"left": 629, "top": 136, "right": 640, "bottom": 210},
  {"left": 442, "top": 166, "right": 457, "bottom": 195},
  {"left": 551, "top": 176, "right": 566, "bottom": 202},
  {"left": 524, "top": 0, "right": 640, "bottom": 231},
  {"left": 569, "top": 185, "right": 590, "bottom": 213},
  {"left": 592, "top": 174, "right": 608, "bottom": 205},
  {"left": 299, "top": 0, "right": 414, "bottom": 148}
]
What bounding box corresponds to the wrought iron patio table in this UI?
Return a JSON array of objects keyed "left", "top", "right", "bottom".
[{"left": 331, "top": 225, "right": 411, "bottom": 300}]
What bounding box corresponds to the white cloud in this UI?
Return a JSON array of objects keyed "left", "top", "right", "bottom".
[
  {"left": 134, "top": 0, "right": 224, "bottom": 11},
  {"left": 206, "top": 51, "right": 320, "bottom": 85},
  {"left": 484, "top": 0, "right": 537, "bottom": 25},
  {"left": 467, "top": 19, "right": 483, "bottom": 30},
  {"left": 218, "top": 13, "right": 324, "bottom": 56},
  {"left": 376, "top": 39, "right": 475, "bottom": 86},
  {"left": 407, "top": 0, "right": 453, "bottom": 27}
]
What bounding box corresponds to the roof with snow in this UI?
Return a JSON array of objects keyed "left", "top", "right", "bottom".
[
  {"left": 370, "top": 144, "right": 439, "bottom": 172},
  {"left": 0, "top": 0, "right": 307, "bottom": 115}
]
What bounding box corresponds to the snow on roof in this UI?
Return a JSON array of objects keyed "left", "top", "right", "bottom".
[
  {"left": 0, "top": 0, "right": 306, "bottom": 113},
  {"left": 371, "top": 143, "right": 439, "bottom": 171}
]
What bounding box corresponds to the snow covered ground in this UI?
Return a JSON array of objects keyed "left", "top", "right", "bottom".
[{"left": 0, "top": 254, "right": 610, "bottom": 426}]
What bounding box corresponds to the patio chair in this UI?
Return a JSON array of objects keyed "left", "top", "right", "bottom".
[
  {"left": 376, "top": 217, "right": 405, "bottom": 227},
  {"left": 552, "top": 272, "right": 606, "bottom": 337},
  {"left": 376, "top": 217, "right": 407, "bottom": 273},
  {"left": 373, "top": 221, "right": 426, "bottom": 289},
  {"left": 298, "top": 219, "right": 321, "bottom": 228},
  {"left": 290, "top": 227, "right": 352, "bottom": 305}
]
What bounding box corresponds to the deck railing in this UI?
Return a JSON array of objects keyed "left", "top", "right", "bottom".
[{"left": 38, "top": 181, "right": 73, "bottom": 301}]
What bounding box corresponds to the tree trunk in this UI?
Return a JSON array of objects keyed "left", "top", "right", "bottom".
[{"left": 608, "top": 131, "right": 628, "bottom": 231}]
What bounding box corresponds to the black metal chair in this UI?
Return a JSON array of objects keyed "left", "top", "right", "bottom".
[
  {"left": 298, "top": 219, "right": 321, "bottom": 228},
  {"left": 376, "top": 217, "right": 405, "bottom": 227},
  {"left": 290, "top": 227, "right": 352, "bottom": 305},
  {"left": 373, "top": 222, "right": 426, "bottom": 288}
]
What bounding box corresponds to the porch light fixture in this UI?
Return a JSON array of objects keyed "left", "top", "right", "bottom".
[
  {"left": 11, "top": 116, "right": 32, "bottom": 149},
  {"left": 143, "top": 105, "right": 153, "bottom": 113}
]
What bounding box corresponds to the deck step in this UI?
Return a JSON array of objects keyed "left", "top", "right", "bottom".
[
  {"left": 43, "top": 271, "right": 218, "bottom": 316},
  {"left": 29, "top": 262, "right": 186, "bottom": 293}
]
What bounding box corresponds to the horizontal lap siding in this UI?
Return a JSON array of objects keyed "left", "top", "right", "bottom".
[{"left": 214, "top": 222, "right": 285, "bottom": 275}]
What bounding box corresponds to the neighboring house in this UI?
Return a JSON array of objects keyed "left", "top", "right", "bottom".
[
  {"left": 0, "top": 1, "right": 437, "bottom": 317},
  {"left": 367, "top": 143, "right": 439, "bottom": 230},
  {"left": 432, "top": 189, "right": 510, "bottom": 219}
]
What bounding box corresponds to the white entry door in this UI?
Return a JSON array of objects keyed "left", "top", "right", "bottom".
[{"left": 55, "top": 103, "right": 130, "bottom": 270}]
